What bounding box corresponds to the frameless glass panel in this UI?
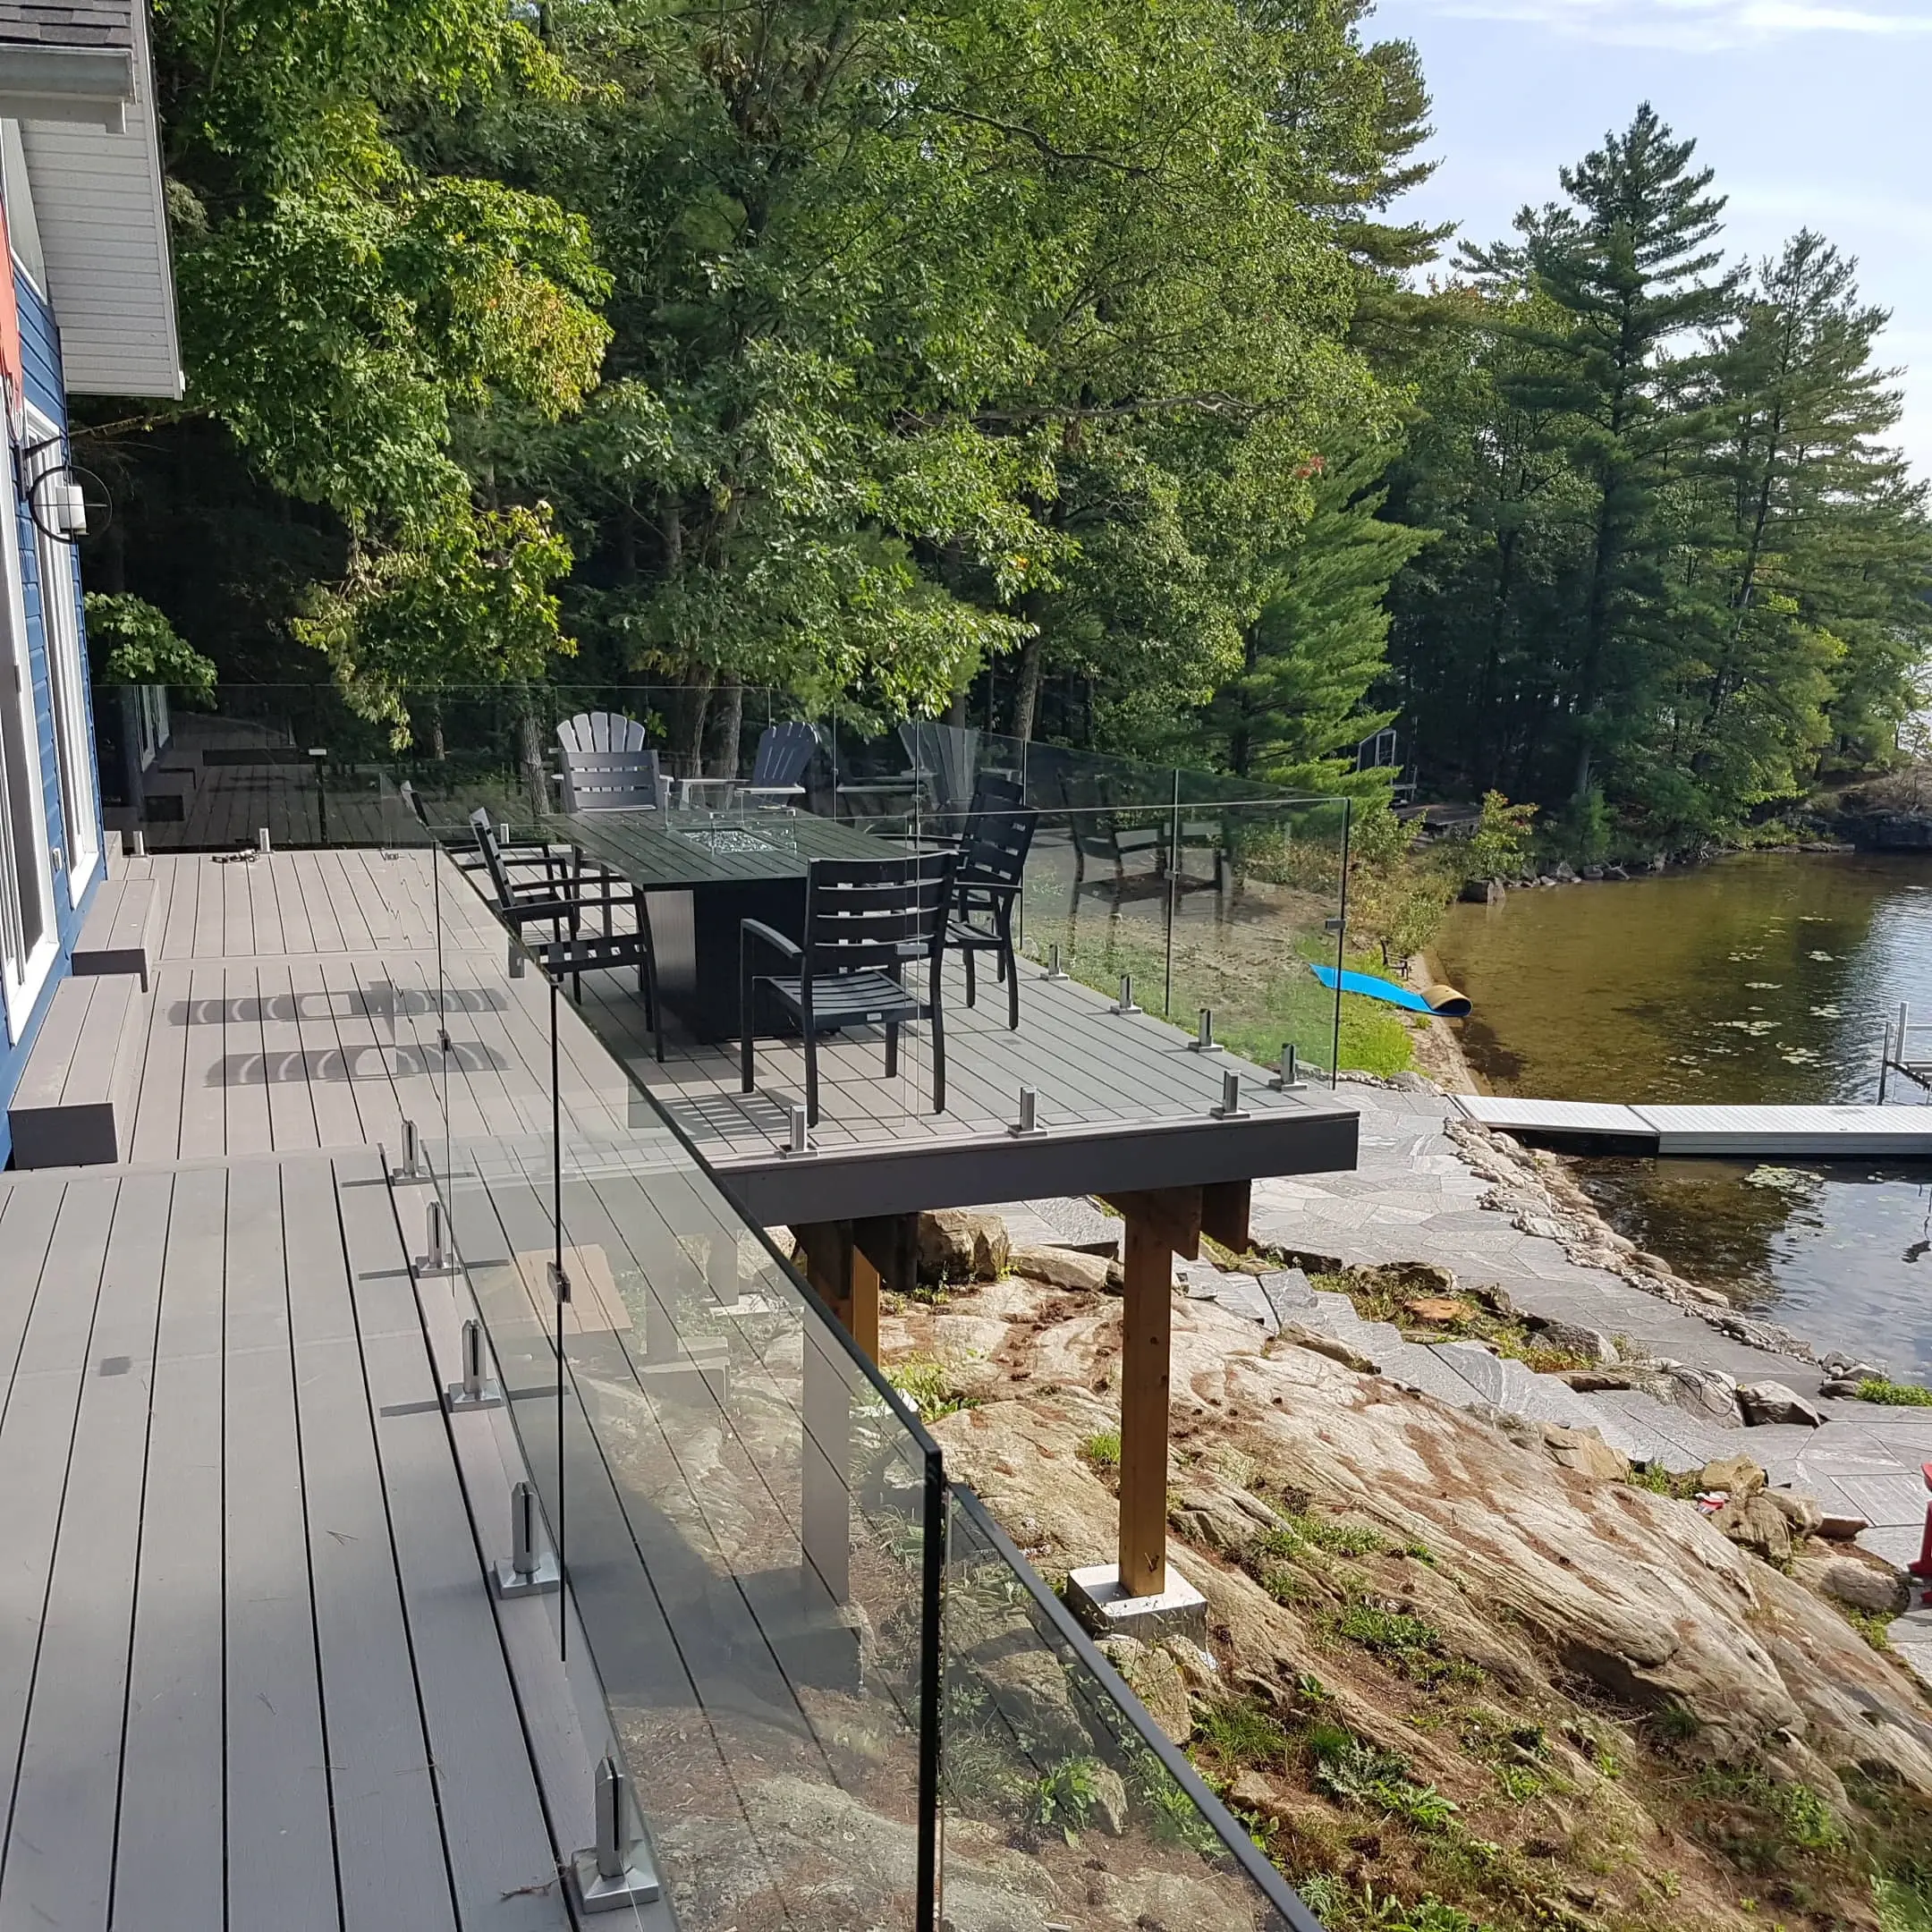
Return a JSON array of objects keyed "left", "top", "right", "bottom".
[
  {"left": 428, "top": 1024, "right": 945, "bottom": 1932},
  {"left": 1164, "top": 799, "right": 1349, "bottom": 1086},
  {"left": 942, "top": 1491, "right": 1312, "bottom": 1932}
]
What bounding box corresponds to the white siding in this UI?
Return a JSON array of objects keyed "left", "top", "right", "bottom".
[{"left": 18, "top": 2, "right": 177, "bottom": 398}]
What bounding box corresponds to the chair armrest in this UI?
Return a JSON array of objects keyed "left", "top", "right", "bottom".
[{"left": 740, "top": 918, "right": 802, "bottom": 964}]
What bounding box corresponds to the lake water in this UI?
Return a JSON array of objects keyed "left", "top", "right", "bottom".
[{"left": 1435, "top": 852, "right": 1932, "bottom": 1377}]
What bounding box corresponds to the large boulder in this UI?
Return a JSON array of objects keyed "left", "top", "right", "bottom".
[
  {"left": 1541, "top": 1424, "right": 1630, "bottom": 1482},
  {"left": 1008, "top": 1244, "right": 1115, "bottom": 1293},
  {"left": 1738, "top": 1380, "right": 1824, "bottom": 1428},
  {"left": 917, "top": 1208, "right": 1010, "bottom": 1284},
  {"left": 1808, "top": 1553, "right": 1910, "bottom": 1618},
  {"left": 921, "top": 1285, "right": 1932, "bottom": 1792}
]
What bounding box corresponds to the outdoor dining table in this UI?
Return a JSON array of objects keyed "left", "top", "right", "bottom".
[{"left": 554, "top": 807, "right": 911, "bottom": 1040}]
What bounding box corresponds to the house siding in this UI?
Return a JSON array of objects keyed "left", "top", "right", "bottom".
[{"left": 0, "top": 263, "right": 103, "bottom": 1165}]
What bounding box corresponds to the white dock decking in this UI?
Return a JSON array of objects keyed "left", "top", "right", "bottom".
[{"left": 1454, "top": 1094, "right": 1932, "bottom": 1157}]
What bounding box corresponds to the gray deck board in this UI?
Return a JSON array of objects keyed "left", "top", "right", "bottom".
[
  {"left": 222, "top": 1161, "right": 339, "bottom": 1932},
  {"left": 332, "top": 1157, "right": 573, "bottom": 1929},
  {"left": 0, "top": 1172, "right": 168, "bottom": 1931},
  {"left": 114, "top": 1167, "right": 230, "bottom": 1932},
  {"left": 283, "top": 1157, "right": 460, "bottom": 1932}
]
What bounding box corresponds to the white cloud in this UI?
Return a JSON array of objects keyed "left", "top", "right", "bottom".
[{"left": 1413, "top": 0, "right": 1932, "bottom": 51}]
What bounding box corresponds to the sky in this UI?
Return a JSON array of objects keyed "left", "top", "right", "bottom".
[{"left": 1368, "top": 0, "right": 1932, "bottom": 481}]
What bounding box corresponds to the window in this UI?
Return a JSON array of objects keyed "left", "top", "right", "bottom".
[{"left": 26, "top": 419, "right": 99, "bottom": 902}]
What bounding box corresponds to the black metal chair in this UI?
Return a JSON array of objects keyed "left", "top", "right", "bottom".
[
  {"left": 945, "top": 807, "right": 1037, "bottom": 1030},
  {"left": 740, "top": 850, "right": 958, "bottom": 1125},
  {"left": 470, "top": 809, "right": 663, "bottom": 1059}
]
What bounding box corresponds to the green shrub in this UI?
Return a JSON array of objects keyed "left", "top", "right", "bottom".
[
  {"left": 1858, "top": 1377, "right": 1932, "bottom": 1407},
  {"left": 1030, "top": 1755, "right": 1104, "bottom": 1843},
  {"left": 886, "top": 1355, "right": 979, "bottom": 1421}
]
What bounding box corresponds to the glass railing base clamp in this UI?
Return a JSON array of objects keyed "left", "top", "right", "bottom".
[
  {"left": 566, "top": 1758, "right": 663, "bottom": 1914},
  {"left": 493, "top": 1480, "right": 563, "bottom": 1597}
]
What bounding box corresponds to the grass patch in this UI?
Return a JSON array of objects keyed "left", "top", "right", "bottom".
[
  {"left": 885, "top": 1355, "right": 979, "bottom": 1421},
  {"left": 1626, "top": 1462, "right": 1701, "bottom": 1499},
  {"left": 1858, "top": 1377, "right": 1932, "bottom": 1407},
  {"left": 1196, "top": 1694, "right": 1292, "bottom": 1770},
  {"left": 1327, "top": 1598, "right": 1482, "bottom": 1689},
  {"left": 1029, "top": 1754, "right": 1106, "bottom": 1844},
  {"left": 1842, "top": 1604, "right": 1896, "bottom": 1652},
  {"left": 1309, "top": 1266, "right": 1592, "bottom": 1375},
  {"left": 1080, "top": 1427, "right": 1121, "bottom": 1469},
  {"left": 1296, "top": 1877, "right": 1491, "bottom": 1930},
  {"left": 1690, "top": 1764, "right": 1844, "bottom": 1869}
]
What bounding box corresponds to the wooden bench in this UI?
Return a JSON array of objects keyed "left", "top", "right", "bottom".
[
  {"left": 71, "top": 877, "right": 161, "bottom": 988},
  {"left": 7, "top": 972, "right": 148, "bottom": 1167}
]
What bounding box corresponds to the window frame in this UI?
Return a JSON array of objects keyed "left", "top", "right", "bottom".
[{"left": 23, "top": 405, "right": 99, "bottom": 907}]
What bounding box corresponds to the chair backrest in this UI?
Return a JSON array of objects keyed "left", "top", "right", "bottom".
[
  {"left": 558, "top": 744, "right": 663, "bottom": 812},
  {"left": 469, "top": 807, "right": 513, "bottom": 908},
  {"left": 957, "top": 807, "right": 1037, "bottom": 889},
  {"left": 750, "top": 720, "right": 818, "bottom": 789},
  {"left": 898, "top": 721, "right": 979, "bottom": 810},
  {"left": 400, "top": 780, "right": 428, "bottom": 829},
  {"left": 556, "top": 711, "right": 648, "bottom": 754},
  {"left": 966, "top": 770, "right": 1023, "bottom": 817},
  {"left": 801, "top": 851, "right": 957, "bottom": 984}
]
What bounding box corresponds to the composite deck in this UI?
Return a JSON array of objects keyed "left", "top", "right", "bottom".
[
  {"left": 0, "top": 850, "right": 675, "bottom": 1928},
  {"left": 0, "top": 1151, "right": 580, "bottom": 1932},
  {"left": 2, "top": 843, "right": 1355, "bottom": 1930}
]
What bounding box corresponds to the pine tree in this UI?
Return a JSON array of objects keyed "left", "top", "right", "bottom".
[
  {"left": 1203, "top": 445, "right": 1429, "bottom": 789},
  {"left": 1464, "top": 104, "right": 1742, "bottom": 802}
]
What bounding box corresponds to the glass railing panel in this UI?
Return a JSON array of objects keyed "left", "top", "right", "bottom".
[
  {"left": 1163, "top": 798, "right": 1349, "bottom": 1087},
  {"left": 943, "top": 1490, "right": 1317, "bottom": 1932},
  {"left": 428, "top": 1065, "right": 945, "bottom": 1929},
  {"left": 1014, "top": 802, "right": 1180, "bottom": 1019}
]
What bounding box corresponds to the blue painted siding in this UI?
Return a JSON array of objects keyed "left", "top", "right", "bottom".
[{"left": 0, "top": 267, "right": 106, "bottom": 1165}]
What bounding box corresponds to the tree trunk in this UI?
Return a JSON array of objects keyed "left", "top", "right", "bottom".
[
  {"left": 1010, "top": 628, "right": 1045, "bottom": 744},
  {"left": 516, "top": 683, "right": 547, "bottom": 818},
  {"left": 676, "top": 667, "right": 716, "bottom": 777},
  {"left": 711, "top": 676, "right": 744, "bottom": 777}
]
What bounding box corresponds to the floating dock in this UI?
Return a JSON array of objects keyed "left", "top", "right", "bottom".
[{"left": 1453, "top": 1096, "right": 1932, "bottom": 1157}]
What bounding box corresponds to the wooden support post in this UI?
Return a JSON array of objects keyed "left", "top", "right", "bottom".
[
  {"left": 1099, "top": 1185, "right": 1206, "bottom": 1601},
  {"left": 1116, "top": 1211, "right": 1173, "bottom": 1598},
  {"left": 788, "top": 1217, "right": 886, "bottom": 1610}
]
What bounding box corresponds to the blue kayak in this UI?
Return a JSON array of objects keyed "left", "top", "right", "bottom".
[{"left": 1310, "top": 964, "right": 1470, "bottom": 1018}]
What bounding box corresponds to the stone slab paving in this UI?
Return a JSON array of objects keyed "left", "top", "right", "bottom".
[{"left": 1240, "top": 1077, "right": 1932, "bottom": 1575}]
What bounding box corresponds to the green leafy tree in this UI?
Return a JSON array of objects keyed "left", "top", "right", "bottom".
[
  {"left": 85, "top": 0, "right": 611, "bottom": 724},
  {"left": 83, "top": 593, "right": 218, "bottom": 702}
]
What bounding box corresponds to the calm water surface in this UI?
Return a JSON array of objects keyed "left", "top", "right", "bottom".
[{"left": 1435, "top": 853, "right": 1932, "bottom": 1377}]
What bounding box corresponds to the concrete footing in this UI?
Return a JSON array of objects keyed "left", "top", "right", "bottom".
[{"left": 1064, "top": 1562, "right": 1208, "bottom": 1645}]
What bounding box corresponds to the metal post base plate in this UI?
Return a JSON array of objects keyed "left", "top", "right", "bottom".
[
  {"left": 413, "top": 1258, "right": 461, "bottom": 1279},
  {"left": 492, "top": 1553, "right": 562, "bottom": 1598},
  {"left": 445, "top": 1378, "right": 504, "bottom": 1413},
  {"left": 567, "top": 1847, "right": 663, "bottom": 1914}
]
